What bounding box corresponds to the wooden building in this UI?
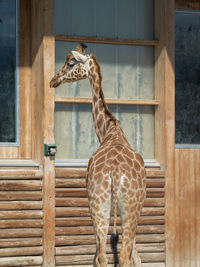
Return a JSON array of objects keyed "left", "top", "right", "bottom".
[{"left": 0, "top": 0, "right": 199, "bottom": 266}]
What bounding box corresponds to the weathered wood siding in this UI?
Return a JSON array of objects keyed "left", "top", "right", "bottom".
[
  {"left": 0, "top": 169, "right": 43, "bottom": 266},
  {"left": 174, "top": 149, "right": 200, "bottom": 267},
  {"left": 55, "top": 168, "right": 165, "bottom": 267},
  {"left": 174, "top": 1, "right": 200, "bottom": 266},
  {"left": 175, "top": 0, "right": 200, "bottom": 10}
]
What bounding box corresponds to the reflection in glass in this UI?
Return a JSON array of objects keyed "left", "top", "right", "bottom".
[
  {"left": 55, "top": 0, "right": 154, "bottom": 40},
  {"left": 55, "top": 103, "right": 155, "bottom": 159},
  {"left": 175, "top": 10, "right": 200, "bottom": 144},
  {"left": 55, "top": 42, "right": 154, "bottom": 100},
  {"left": 0, "top": 0, "right": 18, "bottom": 143}
]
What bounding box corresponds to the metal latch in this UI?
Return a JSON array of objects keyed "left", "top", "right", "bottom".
[{"left": 44, "top": 144, "right": 57, "bottom": 156}]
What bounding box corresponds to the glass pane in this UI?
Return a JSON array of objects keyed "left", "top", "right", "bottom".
[
  {"left": 175, "top": 10, "right": 200, "bottom": 144},
  {"left": 55, "top": 0, "right": 154, "bottom": 40},
  {"left": 55, "top": 42, "right": 154, "bottom": 100},
  {"left": 0, "top": 0, "right": 18, "bottom": 143},
  {"left": 55, "top": 103, "right": 154, "bottom": 159}
]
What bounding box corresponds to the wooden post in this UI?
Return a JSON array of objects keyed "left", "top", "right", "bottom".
[
  {"left": 19, "top": 0, "right": 31, "bottom": 159},
  {"left": 31, "top": 0, "right": 44, "bottom": 164},
  {"left": 155, "top": 1, "right": 175, "bottom": 265},
  {"left": 155, "top": 0, "right": 165, "bottom": 167},
  {"left": 164, "top": 1, "right": 176, "bottom": 266},
  {"left": 31, "top": 0, "right": 55, "bottom": 266},
  {"left": 42, "top": 0, "right": 55, "bottom": 266}
]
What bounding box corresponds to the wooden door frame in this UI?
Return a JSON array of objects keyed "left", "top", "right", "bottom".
[
  {"left": 155, "top": 1, "right": 175, "bottom": 266},
  {"left": 0, "top": 0, "right": 32, "bottom": 159},
  {"left": 31, "top": 0, "right": 55, "bottom": 266},
  {"left": 33, "top": 0, "right": 175, "bottom": 266}
]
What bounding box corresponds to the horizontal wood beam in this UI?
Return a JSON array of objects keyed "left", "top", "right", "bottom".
[
  {"left": 56, "top": 197, "right": 164, "bottom": 208},
  {"left": 55, "top": 35, "right": 159, "bottom": 46},
  {"left": 175, "top": 0, "right": 200, "bottom": 9},
  {"left": 55, "top": 178, "right": 164, "bottom": 188},
  {"left": 55, "top": 253, "right": 165, "bottom": 265},
  {"left": 56, "top": 216, "right": 165, "bottom": 226},
  {"left": 55, "top": 264, "right": 165, "bottom": 267},
  {"left": 56, "top": 225, "right": 165, "bottom": 235},
  {"left": 56, "top": 233, "right": 165, "bottom": 246},
  {"left": 56, "top": 207, "right": 165, "bottom": 217},
  {"left": 0, "top": 238, "right": 42, "bottom": 248},
  {"left": 0, "top": 169, "right": 43, "bottom": 179},
  {"left": 56, "top": 187, "right": 165, "bottom": 198},
  {"left": 55, "top": 97, "right": 159, "bottom": 106},
  {"left": 0, "top": 246, "right": 43, "bottom": 257},
  {"left": 0, "top": 256, "right": 43, "bottom": 266},
  {"left": 56, "top": 243, "right": 165, "bottom": 255},
  {"left": 55, "top": 167, "right": 164, "bottom": 178}
]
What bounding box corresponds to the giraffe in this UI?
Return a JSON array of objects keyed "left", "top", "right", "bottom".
[{"left": 50, "top": 43, "right": 146, "bottom": 267}]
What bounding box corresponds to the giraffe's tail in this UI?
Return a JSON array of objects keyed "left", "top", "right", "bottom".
[
  {"left": 110, "top": 231, "right": 119, "bottom": 267},
  {"left": 110, "top": 168, "right": 119, "bottom": 267}
]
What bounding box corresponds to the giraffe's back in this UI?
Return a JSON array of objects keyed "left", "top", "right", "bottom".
[{"left": 87, "top": 124, "right": 146, "bottom": 194}]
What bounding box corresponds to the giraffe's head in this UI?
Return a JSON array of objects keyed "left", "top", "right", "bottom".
[{"left": 50, "top": 43, "right": 93, "bottom": 88}]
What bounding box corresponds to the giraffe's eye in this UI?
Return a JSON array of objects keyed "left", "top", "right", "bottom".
[{"left": 68, "top": 59, "right": 76, "bottom": 67}]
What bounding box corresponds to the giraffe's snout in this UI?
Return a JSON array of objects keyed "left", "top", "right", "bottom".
[{"left": 50, "top": 73, "right": 62, "bottom": 88}]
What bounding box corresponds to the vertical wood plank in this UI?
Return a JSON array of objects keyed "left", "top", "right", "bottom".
[
  {"left": 195, "top": 149, "right": 200, "bottom": 266},
  {"left": 164, "top": 0, "right": 175, "bottom": 266},
  {"left": 179, "top": 150, "right": 183, "bottom": 267},
  {"left": 174, "top": 149, "right": 180, "bottom": 266},
  {"left": 155, "top": 4, "right": 176, "bottom": 263},
  {"left": 183, "top": 150, "right": 190, "bottom": 266},
  {"left": 175, "top": 149, "right": 200, "bottom": 266},
  {"left": 42, "top": 0, "right": 55, "bottom": 267},
  {"left": 19, "top": 0, "right": 31, "bottom": 159},
  {"left": 189, "top": 150, "right": 196, "bottom": 267},
  {"left": 31, "top": 0, "right": 44, "bottom": 163},
  {"left": 175, "top": 0, "right": 200, "bottom": 10},
  {"left": 43, "top": 158, "right": 55, "bottom": 267},
  {"left": 31, "top": 0, "right": 55, "bottom": 266},
  {"left": 154, "top": 0, "right": 165, "bottom": 166}
]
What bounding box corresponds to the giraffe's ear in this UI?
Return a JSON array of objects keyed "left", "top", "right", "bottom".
[
  {"left": 72, "top": 51, "right": 87, "bottom": 63},
  {"left": 76, "top": 43, "right": 87, "bottom": 54}
]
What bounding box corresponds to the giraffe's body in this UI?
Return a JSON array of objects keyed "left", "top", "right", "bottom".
[{"left": 50, "top": 43, "right": 146, "bottom": 267}]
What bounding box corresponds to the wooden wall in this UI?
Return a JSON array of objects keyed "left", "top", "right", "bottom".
[
  {"left": 174, "top": 1, "right": 200, "bottom": 266},
  {"left": 0, "top": 168, "right": 43, "bottom": 266},
  {"left": 0, "top": 167, "right": 165, "bottom": 267},
  {"left": 1, "top": 1, "right": 200, "bottom": 267},
  {"left": 55, "top": 168, "right": 165, "bottom": 267},
  {"left": 174, "top": 149, "right": 200, "bottom": 267},
  {"left": 1, "top": 152, "right": 200, "bottom": 267},
  {"left": 175, "top": 0, "right": 200, "bottom": 10}
]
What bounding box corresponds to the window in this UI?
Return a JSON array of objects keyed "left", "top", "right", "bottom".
[
  {"left": 0, "top": 0, "right": 19, "bottom": 145},
  {"left": 54, "top": 0, "right": 157, "bottom": 164},
  {"left": 175, "top": 9, "right": 200, "bottom": 146}
]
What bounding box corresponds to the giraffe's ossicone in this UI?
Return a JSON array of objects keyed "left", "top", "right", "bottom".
[{"left": 50, "top": 43, "right": 146, "bottom": 267}]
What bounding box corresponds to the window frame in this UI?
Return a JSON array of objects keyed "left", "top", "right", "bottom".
[
  {"left": 54, "top": 4, "right": 164, "bottom": 168},
  {"left": 0, "top": 0, "right": 32, "bottom": 159}
]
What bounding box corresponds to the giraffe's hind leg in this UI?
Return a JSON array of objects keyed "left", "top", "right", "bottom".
[
  {"left": 92, "top": 199, "right": 111, "bottom": 267},
  {"left": 131, "top": 238, "right": 141, "bottom": 267},
  {"left": 87, "top": 175, "right": 112, "bottom": 267},
  {"left": 118, "top": 209, "right": 137, "bottom": 267},
  {"left": 119, "top": 208, "right": 142, "bottom": 267},
  {"left": 118, "top": 177, "right": 143, "bottom": 267}
]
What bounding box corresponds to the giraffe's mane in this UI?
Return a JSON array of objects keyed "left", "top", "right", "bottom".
[{"left": 90, "top": 54, "right": 119, "bottom": 126}]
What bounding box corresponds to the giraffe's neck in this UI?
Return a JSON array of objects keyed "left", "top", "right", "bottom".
[{"left": 89, "top": 57, "right": 118, "bottom": 143}]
